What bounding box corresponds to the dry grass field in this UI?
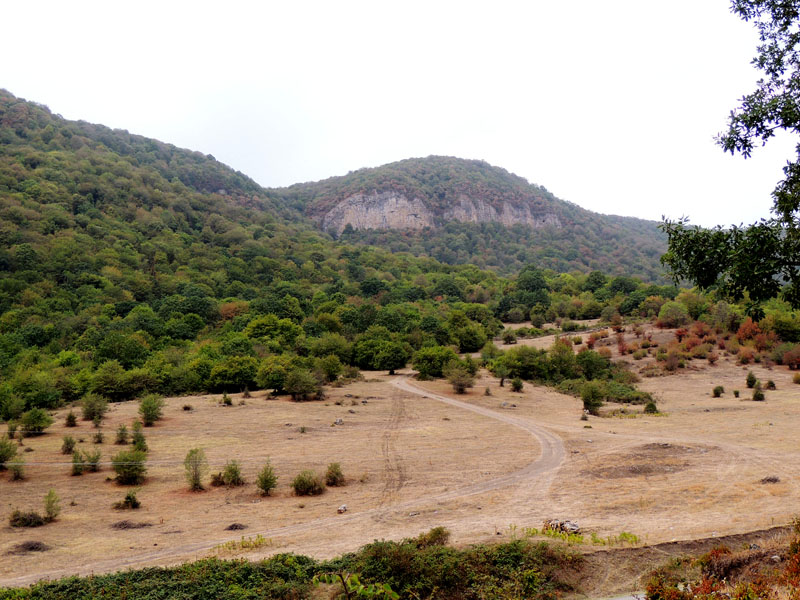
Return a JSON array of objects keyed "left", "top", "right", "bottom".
[{"left": 2, "top": 322, "right": 799, "bottom": 594}]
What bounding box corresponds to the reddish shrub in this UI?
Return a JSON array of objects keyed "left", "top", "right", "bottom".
[
  {"left": 675, "top": 328, "right": 688, "bottom": 342},
  {"left": 736, "top": 317, "right": 762, "bottom": 342},
  {"left": 783, "top": 346, "right": 800, "bottom": 370}
]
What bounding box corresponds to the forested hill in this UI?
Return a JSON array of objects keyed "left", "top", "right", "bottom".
[{"left": 273, "top": 156, "right": 667, "bottom": 280}]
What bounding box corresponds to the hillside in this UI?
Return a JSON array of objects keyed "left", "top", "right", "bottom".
[{"left": 274, "top": 156, "right": 668, "bottom": 279}]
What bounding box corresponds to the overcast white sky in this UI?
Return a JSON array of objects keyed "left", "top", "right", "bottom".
[{"left": 3, "top": 1, "right": 795, "bottom": 227}]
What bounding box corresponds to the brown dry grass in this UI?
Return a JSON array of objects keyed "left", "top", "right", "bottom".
[{"left": 2, "top": 322, "right": 799, "bottom": 594}]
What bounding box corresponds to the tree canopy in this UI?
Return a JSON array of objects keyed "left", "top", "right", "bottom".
[{"left": 661, "top": 0, "right": 800, "bottom": 309}]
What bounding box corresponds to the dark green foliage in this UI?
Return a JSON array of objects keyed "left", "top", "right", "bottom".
[
  {"left": 766, "top": 379, "right": 776, "bottom": 390},
  {"left": 115, "top": 424, "right": 129, "bottom": 445},
  {"left": 20, "top": 408, "right": 53, "bottom": 436},
  {"left": 9, "top": 510, "right": 45, "bottom": 528},
  {"left": 83, "top": 448, "right": 101, "bottom": 472},
  {"left": 644, "top": 401, "right": 659, "bottom": 414},
  {"left": 112, "top": 450, "right": 147, "bottom": 485},
  {"left": 64, "top": 411, "right": 77, "bottom": 427},
  {"left": 114, "top": 488, "right": 141, "bottom": 510},
  {"left": 444, "top": 360, "right": 475, "bottom": 394},
  {"left": 753, "top": 386, "right": 765, "bottom": 401},
  {"left": 746, "top": 371, "right": 757, "bottom": 388},
  {"left": 510, "top": 377, "right": 524, "bottom": 393},
  {"left": 581, "top": 381, "right": 603, "bottom": 415},
  {"left": 292, "top": 470, "right": 325, "bottom": 496},
  {"left": 712, "top": 385, "right": 724, "bottom": 398},
  {"left": 132, "top": 421, "right": 147, "bottom": 452},
  {"left": 325, "top": 462, "right": 345, "bottom": 487},
  {"left": 412, "top": 346, "right": 459, "bottom": 379},
  {"left": 71, "top": 450, "right": 85, "bottom": 476}
]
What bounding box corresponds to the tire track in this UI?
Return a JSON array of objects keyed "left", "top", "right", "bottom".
[
  {"left": 1, "top": 376, "right": 566, "bottom": 588},
  {"left": 378, "top": 391, "right": 406, "bottom": 507}
]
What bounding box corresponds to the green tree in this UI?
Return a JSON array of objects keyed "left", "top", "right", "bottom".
[
  {"left": 184, "top": 448, "right": 208, "bottom": 491},
  {"left": 443, "top": 360, "right": 475, "bottom": 394},
  {"left": 373, "top": 341, "right": 409, "bottom": 375},
  {"left": 20, "top": 408, "right": 53, "bottom": 436},
  {"left": 256, "top": 460, "right": 278, "bottom": 496},
  {"left": 285, "top": 369, "right": 321, "bottom": 401},
  {"left": 412, "top": 346, "right": 459, "bottom": 379},
  {"left": 661, "top": 1, "right": 800, "bottom": 309},
  {"left": 112, "top": 450, "right": 147, "bottom": 485}
]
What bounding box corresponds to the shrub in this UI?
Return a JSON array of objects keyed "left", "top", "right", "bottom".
[
  {"left": 81, "top": 393, "right": 108, "bottom": 422},
  {"left": 712, "top": 386, "right": 724, "bottom": 398},
  {"left": 510, "top": 377, "right": 524, "bottom": 392},
  {"left": 9, "top": 510, "right": 45, "bottom": 528},
  {"left": 746, "top": 371, "right": 757, "bottom": 388},
  {"left": 794, "top": 373, "right": 800, "bottom": 384},
  {"left": 256, "top": 460, "right": 278, "bottom": 496},
  {"left": 222, "top": 460, "right": 245, "bottom": 486},
  {"left": 61, "top": 436, "right": 76, "bottom": 454},
  {"left": 210, "top": 472, "right": 225, "bottom": 486},
  {"left": 71, "top": 451, "right": 85, "bottom": 476},
  {"left": 184, "top": 448, "right": 208, "bottom": 491},
  {"left": 114, "top": 488, "right": 141, "bottom": 510},
  {"left": 734, "top": 389, "right": 740, "bottom": 398},
  {"left": 766, "top": 380, "right": 776, "bottom": 390},
  {"left": 581, "top": 381, "right": 604, "bottom": 415},
  {"left": 20, "top": 408, "right": 53, "bottom": 436},
  {"left": 115, "top": 424, "right": 129, "bottom": 445},
  {"left": 644, "top": 401, "right": 659, "bottom": 414},
  {"left": 93, "top": 431, "right": 104, "bottom": 444},
  {"left": 0, "top": 434, "right": 16, "bottom": 468},
  {"left": 285, "top": 369, "right": 322, "bottom": 401},
  {"left": 139, "top": 394, "right": 165, "bottom": 426},
  {"left": 44, "top": 489, "right": 60, "bottom": 522},
  {"left": 292, "top": 470, "right": 325, "bottom": 496},
  {"left": 112, "top": 450, "right": 147, "bottom": 485},
  {"left": 752, "top": 384, "right": 765, "bottom": 401},
  {"left": 221, "top": 393, "right": 233, "bottom": 406},
  {"left": 65, "top": 411, "right": 77, "bottom": 427},
  {"left": 83, "top": 449, "right": 101, "bottom": 472},
  {"left": 9, "top": 457, "right": 25, "bottom": 480},
  {"left": 325, "top": 462, "right": 345, "bottom": 487},
  {"left": 132, "top": 421, "right": 147, "bottom": 452}
]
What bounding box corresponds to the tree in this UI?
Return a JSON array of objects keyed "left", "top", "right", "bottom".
[
  {"left": 443, "top": 360, "right": 475, "bottom": 394},
  {"left": 184, "top": 448, "right": 208, "bottom": 491},
  {"left": 285, "top": 369, "right": 321, "bottom": 401},
  {"left": 20, "top": 408, "right": 53, "bottom": 436},
  {"left": 412, "top": 346, "right": 459, "bottom": 379},
  {"left": 138, "top": 394, "right": 165, "bottom": 426},
  {"left": 373, "top": 341, "right": 408, "bottom": 375},
  {"left": 661, "top": 1, "right": 800, "bottom": 309},
  {"left": 256, "top": 460, "right": 278, "bottom": 496}
]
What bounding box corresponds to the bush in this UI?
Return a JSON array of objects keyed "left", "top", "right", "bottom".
[
  {"left": 644, "top": 401, "right": 659, "bottom": 414},
  {"left": 184, "top": 448, "right": 208, "bottom": 491},
  {"left": 325, "top": 462, "right": 345, "bottom": 487},
  {"left": 581, "top": 381, "right": 603, "bottom": 415},
  {"left": 794, "top": 373, "right": 800, "bottom": 384},
  {"left": 132, "top": 421, "right": 147, "bottom": 452},
  {"left": 114, "top": 488, "right": 141, "bottom": 510},
  {"left": 9, "top": 510, "right": 45, "bottom": 528},
  {"left": 766, "top": 380, "right": 776, "bottom": 390},
  {"left": 83, "top": 448, "right": 101, "bottom": 472},
  {"left": 510, "top": 377, "right": 524, "bottom": 392},
  {"left": 221, "top": 393, "right": 233, "bottom": 406},
  {"left": 93, "top": 431, "right": 104, "bottom": 444},
  {"left": 20, "top": 408, "right": 53, "bottom": 436},
  {"left": 256, "top": 460, "right": 278, "bottom": 496},
  {"left": 752, "top": 387, "right": 765, "bottom": 401},
  {"left": 734, "top": 389, "right": 740, "bottom": 398},
  {"left": 139, "top": 394, "right": 165, "bottom": 426},
  {"left": 72, "top": 450, "right": 85, "bottom": 476},
  {"left": 44, "top": 489, "right": 60, "bottom": 521},
  {"left": 65, "top": 411, "right": 77, "bottom": 427},
  {"left": 112, "top": 450, "right": 147, "bottom": 485},
  {"left": 61, "top": 436, "right": 76, "bottom": 454},
  {"left": 712, "top": 385, "right": 724, "bottom": 398},
  {"left": 746, "top": 371, "right": 757, "bottom": 388},
  {"left": 81, "top": 393, "right": 108, "bottom": 422},
  {"left": 9, "top": 457, "right": 25, "bottom": 480},
  {"left": 0, "top": 435, "right": 17, "bottom": 468},
  {"left": 115, "top": 424, "right": 129, "bottom": 445},
  {"left": 222, "top": 460, "right": 245, "bottom": 486},
  {"left": 292, "top": 470, "right": 325, "bottom": 496},
  {"left": 285, "top": 369, "right": 322, "bottom": 401}
]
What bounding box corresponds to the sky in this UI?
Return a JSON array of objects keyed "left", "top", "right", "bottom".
[{"left": 2, "top": 1, "right": 796, "bottom": 227}]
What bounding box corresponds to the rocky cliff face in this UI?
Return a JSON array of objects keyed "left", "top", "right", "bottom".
[{"left": 317, "top": 191, "right": 562, "bottom": 234}]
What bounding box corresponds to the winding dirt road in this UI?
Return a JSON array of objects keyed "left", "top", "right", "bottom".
[{"left": 3, "top": 376, "right": 565, "bottom": 588}]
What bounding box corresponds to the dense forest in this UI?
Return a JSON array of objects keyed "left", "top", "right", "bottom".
[{"left": 274, "top": 156, "right": 668, "bottom": 279}]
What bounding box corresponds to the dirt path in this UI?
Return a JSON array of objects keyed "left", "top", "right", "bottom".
[{"left": 2, "top": 376, "right": 566, "bottom": 588}]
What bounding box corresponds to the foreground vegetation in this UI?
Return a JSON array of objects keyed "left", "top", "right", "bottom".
[{"left": 0, "top": 529, "right": 579, "bottom": 600}]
